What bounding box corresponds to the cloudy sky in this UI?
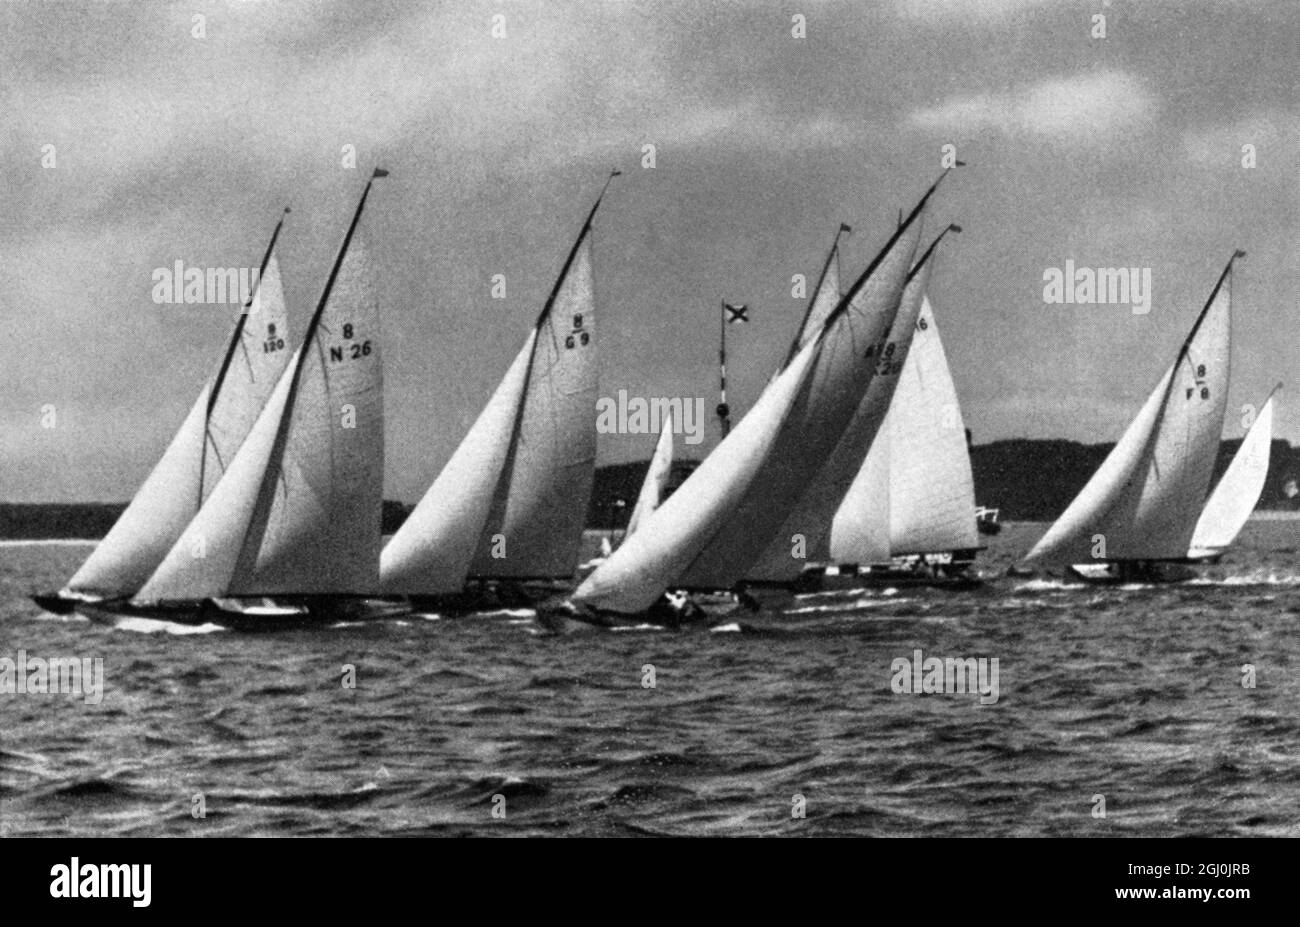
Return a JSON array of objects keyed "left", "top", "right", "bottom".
[{"left": 2, "top": 0, "right": 1296, "bottom": 503}]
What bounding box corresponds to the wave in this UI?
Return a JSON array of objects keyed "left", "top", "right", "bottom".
[
  {"left": 1189, "top": 572, "right": 1300, "bottom": 587},
  {"left": 1010, "top": 578, "right": 1085, "bottom": 592},
  {"left": 786, "top": 597, "right": 913, "bottom": 615},
  {"left": 0, "top": 539, "right": 98, "bottom": 547},
  {"left": 113, "top": 616, "right": 226, "bottom": 635}
]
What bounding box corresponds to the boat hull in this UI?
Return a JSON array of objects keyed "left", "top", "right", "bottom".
[
  {"left": 534, "top": 589, "right": 749, "bottom": 633},
  {"left": 790, "top": 551, "right": 982, "bottom": 591},
  {"left": 31, "top": 592, "right": 105, "bottom": 616},
  {"left": 406, "top": 579, "right": 572, "bottom": 616},
  {"left": 76, "top": 596, "right": 411, "bottom": 631},
  {"left": 1067, "top": 561, "right": 1199, "bottom": 585}
]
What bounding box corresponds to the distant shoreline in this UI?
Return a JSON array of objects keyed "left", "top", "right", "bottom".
[{"left": 4, "top": 436, "right": 1298, "bottom": 539}]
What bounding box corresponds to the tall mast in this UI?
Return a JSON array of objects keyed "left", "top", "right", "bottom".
[
  {"left": 820, "top": 165, "right": 959, "bottom": 335},
  {"left": 717, "top": 300, "right": 730, "bottom": 439},
  {"left": 783, "top": 222, "right": 852, "bottom": 369},
  {"left": 1151, "top": 249, "right": 1245, "bottom": 416},
  {"left": 532, "top": 169, "right": 620, "bottom": 331},
  {"left": 231, "top": 168, "right": 388, "bottom": 580}
]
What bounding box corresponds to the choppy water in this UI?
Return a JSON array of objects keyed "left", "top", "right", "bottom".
[{"left": 2, "top": 521, "right": 1298, "bottom": 836}]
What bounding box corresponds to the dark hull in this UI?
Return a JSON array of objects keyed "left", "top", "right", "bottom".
[
  {"left": 31, "top": 592, "right": 88, "bottom": 615},
  {"left": 790, "top": 553, "right": 982, "bottom": 592},
  {"left": 792, "top": 571, "right": 982, "bottom": 592},
  {"left": 406, "top": 580, "right": 571, "bottom": 616},
  {"left": 1067, "top": 561, "right": 1200, "bottom": 585},
  {"left": 534, "top": 589, "right": 756, "bottom": 633},
  {"left": 77, "top": 596, "right": 411, "bottom": 632}
]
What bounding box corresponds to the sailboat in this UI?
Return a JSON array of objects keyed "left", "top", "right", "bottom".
[
  {"left": 83, "top": 169, "right": 395, "bottom": 629},
  {"left": 744, "top": 223, "right": 963, "bottom": 587},
  {"left": 32, "top": 210, "right": 293, "bottom": 615},
  {"left": 579, "top": 414, "right": 675, "bottom": 573},
  {"left": 1186, "top": 385, "right": 1280, "bottom": 561},
  {"left": 1025, "top": 251, "right": 1246, "bottom": 583},
  {"left": 803, "top": 287, "right": 981, "bottom": 588},
  {"left": 379, "top": 172, "right": 616, "bottom": 612},
  {"left": 543, "top": 172, "right": 953, "bottom": 628}
]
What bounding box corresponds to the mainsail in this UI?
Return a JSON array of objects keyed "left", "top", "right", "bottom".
[
  {"left": 625, "top": 413, "right": 674, "bottom": 538},
  {"left": 65, "top": 211, "right": 292, "bottom": 597},
  {"left": 1027, "top": 252, "right": 1241, "bottom": 564},
  {"left": 1187, "top": 386, "right": 1278, "bottom": 559},
  {"left": 746, "top": 225, "right": 959, "bottom": 582},
  {"left": 575, "top": 174, "right": 950, "bottom": 613},
  {"left": 379, "top": 173, "right": 615, "bottom": 594},
  {"left": 832, "top": 291, "right": 979, "bottom": 561},
  {"left": 135, "top": 170, "right": 388, "bottom": 602},
  {"left": 784, "top": 223, "right": 851, "bottom": 366}
]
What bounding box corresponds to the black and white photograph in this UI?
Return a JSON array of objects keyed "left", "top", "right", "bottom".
[{"left": 1, "top": 0, "right": 1295, "bottom": 905}]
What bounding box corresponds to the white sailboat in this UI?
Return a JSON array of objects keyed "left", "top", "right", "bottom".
[
  {"left": 32, "top": 210, "right": 293, "bottom": 615},
  {"left": 554, "top": 173, "right": 952, "bottom": 626},
  {"left": 379, "top": 172, "right": 616, "bottom": 609},
  {"left": 1026, "top": 251, "right": 1244, "bottom": 583},
  {"left": 1187, "top": 385, "right": 1279, "bottom": 560},
  {"left": 745, "top": 224, "right": 962, "bottom": 584},
  {"left": 820, "top": 287, "right": 981, "bottom": 584},
  {"left": 85, "top": 169, "right": 392, "bottom": 629}
]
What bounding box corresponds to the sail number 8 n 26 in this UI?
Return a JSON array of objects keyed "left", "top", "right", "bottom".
[{"left": 329, "top": 322, "right": 372, "bottom": 362}]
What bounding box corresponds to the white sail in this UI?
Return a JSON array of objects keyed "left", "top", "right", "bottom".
[
  {"left": 231, "top": 234, "right": 383, "bottom": 594},
  {"left": 749, "top": 228, "right": 846, "bottom": 406},
  {"left": 831, "top": 412, "right": 892, "bottom": 563},
  {"left": 135, "top": 360, "right": 296, "bottom": 601},
  {"left": 380, "top": 190, "right": 607, "bottom": 593},
  {"left": 790, "top": 234, "right": 844, "bottom": 357},
  {"left": 1187, "top": 389, "right": 1277, "bottom": 559},
  {"left": 677, "top": 213, "right": 923, "bottom": 589},
  {"left": 136, "top": 177, "right": 385, "bottom": 601},
  {"left": 744, "top": 238, "right": 939, "bottom": 582},
  {"left": 885, "top": 296, "right": 979, "bottom": 555},
  {"left": 572, "top": 334, "right": 823, "bottom": 612},
  {"left": 577, "top": 179, "right": 944, "bottom": 613},
  {"left": 626, "top": 413, "right": 674, "bottom": 538},
  {"left": 834, "top": 294, "right": 979, "bottom": 560},
  {"left": 204, "top": 254, "right": 292, "bottom": 486},
  {"left": 379, "top": 334, "right": 533, "bottom": 594},
  {"left": 1027, "top": 257, "right": 1236, "bottom": 564},
  {"left": 468, "top": 235, "right": 599, "bottom": 580},
  {"left": 66, "top": 241, "right": 290, "bottom": 597}
]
